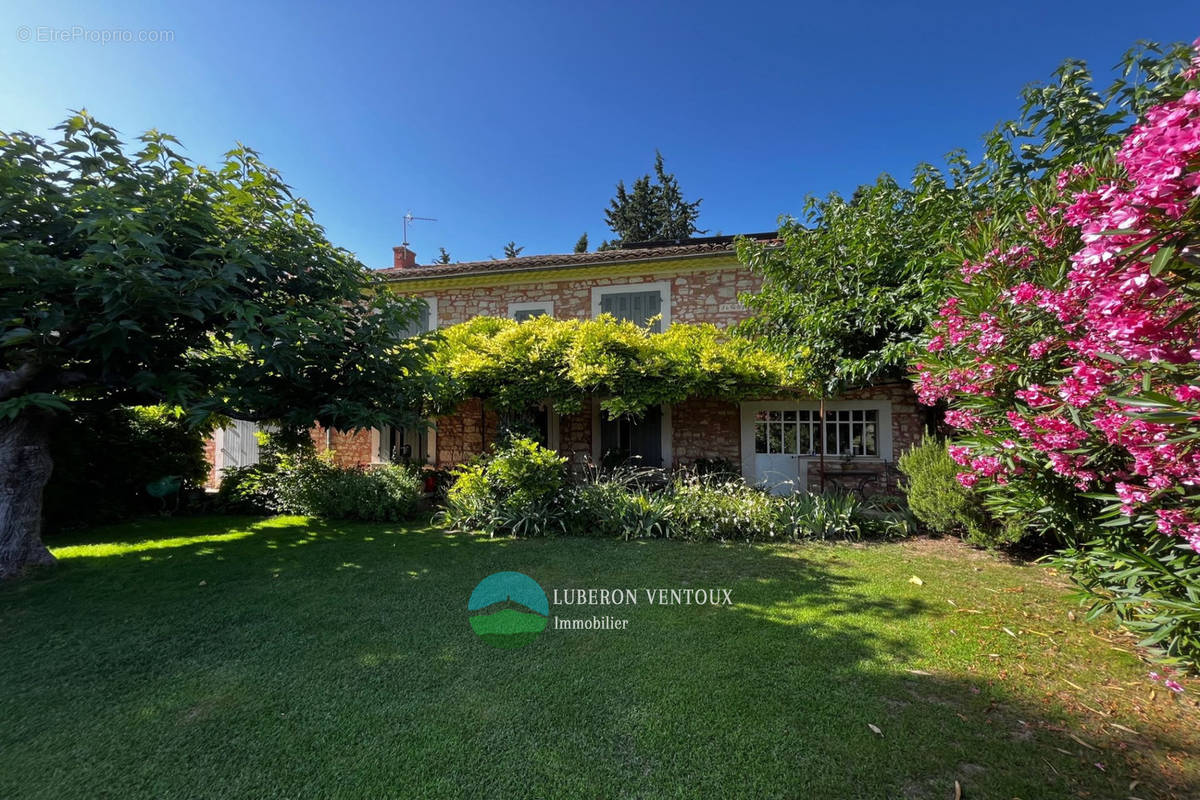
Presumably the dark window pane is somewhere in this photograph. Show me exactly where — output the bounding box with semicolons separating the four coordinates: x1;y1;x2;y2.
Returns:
599;411;645;466
755;423;768;453
768;423;783;454
797;424;812;454
783;422;797;453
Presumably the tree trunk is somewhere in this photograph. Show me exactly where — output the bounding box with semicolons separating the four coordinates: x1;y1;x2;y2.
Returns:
0;413;56;579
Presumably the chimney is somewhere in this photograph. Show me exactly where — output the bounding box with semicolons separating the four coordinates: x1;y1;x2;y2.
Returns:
392;245;418;269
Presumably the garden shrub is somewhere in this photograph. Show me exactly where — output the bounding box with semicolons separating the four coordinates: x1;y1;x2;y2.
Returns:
439;442;902;544
665;474;781;541
44;406;209;531
777;489;863;541
897;436;1003;544
217;435;422;522
562;465;669;539
441;437;568;537
290;459;422;522
856;494;920;540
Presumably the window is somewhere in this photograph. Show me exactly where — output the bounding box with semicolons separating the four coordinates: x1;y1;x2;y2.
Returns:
378;426;413;462
591;281;670;331
600;407;663;467
753;408;879;457
508;301;554;321
402;298;437;337
377;424;431;464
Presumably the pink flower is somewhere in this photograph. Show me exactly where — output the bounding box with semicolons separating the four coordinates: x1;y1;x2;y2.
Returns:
1174;385;1200;403
1165;680;1185;693
913;85;1200;556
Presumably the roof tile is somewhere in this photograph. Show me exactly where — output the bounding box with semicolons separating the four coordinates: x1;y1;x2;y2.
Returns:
375;235;777;281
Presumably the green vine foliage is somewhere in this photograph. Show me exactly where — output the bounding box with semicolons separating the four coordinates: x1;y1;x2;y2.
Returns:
424;315;791;420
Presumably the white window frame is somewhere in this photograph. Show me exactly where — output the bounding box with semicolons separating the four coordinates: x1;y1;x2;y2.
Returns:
370;424;437;466
739;400;893;469
591;399;673;468
590;280;671;329
420;297;438;331
508;300;554;320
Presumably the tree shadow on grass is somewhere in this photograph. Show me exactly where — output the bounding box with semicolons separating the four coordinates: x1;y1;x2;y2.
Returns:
1;517;1196;800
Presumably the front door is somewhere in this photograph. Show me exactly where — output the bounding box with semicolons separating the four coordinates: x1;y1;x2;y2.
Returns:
740;403;808;494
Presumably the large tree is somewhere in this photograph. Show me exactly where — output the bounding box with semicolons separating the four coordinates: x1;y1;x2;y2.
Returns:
737;40;1195;397
603;151;704;246
0;113;431;577
737;167;972;395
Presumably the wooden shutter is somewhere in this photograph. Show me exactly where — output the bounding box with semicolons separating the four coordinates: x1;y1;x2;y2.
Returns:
630;406;663;465
402;301;431;337
600;290;663;332
599;407;662;467
221;419;262;468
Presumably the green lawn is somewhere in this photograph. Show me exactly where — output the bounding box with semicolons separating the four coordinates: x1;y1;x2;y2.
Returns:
1;516;1196;799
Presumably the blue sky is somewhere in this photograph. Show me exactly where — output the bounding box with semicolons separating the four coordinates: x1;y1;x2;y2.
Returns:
1;2;1195;268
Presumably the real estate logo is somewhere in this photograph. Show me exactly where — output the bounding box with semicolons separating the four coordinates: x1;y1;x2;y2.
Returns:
467;571;549;649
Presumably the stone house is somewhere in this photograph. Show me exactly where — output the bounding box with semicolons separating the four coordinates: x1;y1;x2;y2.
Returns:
206;234;924;494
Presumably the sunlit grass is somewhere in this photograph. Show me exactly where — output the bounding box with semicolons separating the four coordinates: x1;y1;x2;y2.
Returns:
49;516;310;560
1;516;1196;799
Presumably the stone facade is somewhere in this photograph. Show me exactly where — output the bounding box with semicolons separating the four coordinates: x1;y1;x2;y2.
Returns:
416;261;762;329
203;434;219;488
405;259;926;486
203;249;928;496
557;408;593;469
310;424;376;468
671;398;741;466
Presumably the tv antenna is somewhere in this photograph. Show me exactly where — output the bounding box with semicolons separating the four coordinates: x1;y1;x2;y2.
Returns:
402;211;437;247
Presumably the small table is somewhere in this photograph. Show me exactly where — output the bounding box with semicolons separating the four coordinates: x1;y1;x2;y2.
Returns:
815;467;881;498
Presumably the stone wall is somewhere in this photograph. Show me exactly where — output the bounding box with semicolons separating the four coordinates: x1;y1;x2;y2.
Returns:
418;262;762;328
671;398;741;466
429;399;498;469
203;434;219;488
557;408;593;469
310;424;375;468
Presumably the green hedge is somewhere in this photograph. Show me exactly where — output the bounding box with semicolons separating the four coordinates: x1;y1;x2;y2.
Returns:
218;442;423;523
44;406;209;532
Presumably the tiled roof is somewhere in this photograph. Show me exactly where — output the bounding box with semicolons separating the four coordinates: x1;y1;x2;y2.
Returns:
376;234;778;281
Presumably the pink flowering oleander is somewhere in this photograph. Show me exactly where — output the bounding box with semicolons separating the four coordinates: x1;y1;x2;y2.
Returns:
916;59;1200;554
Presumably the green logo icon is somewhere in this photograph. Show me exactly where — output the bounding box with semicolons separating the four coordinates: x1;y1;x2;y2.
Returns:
468;571;549;649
